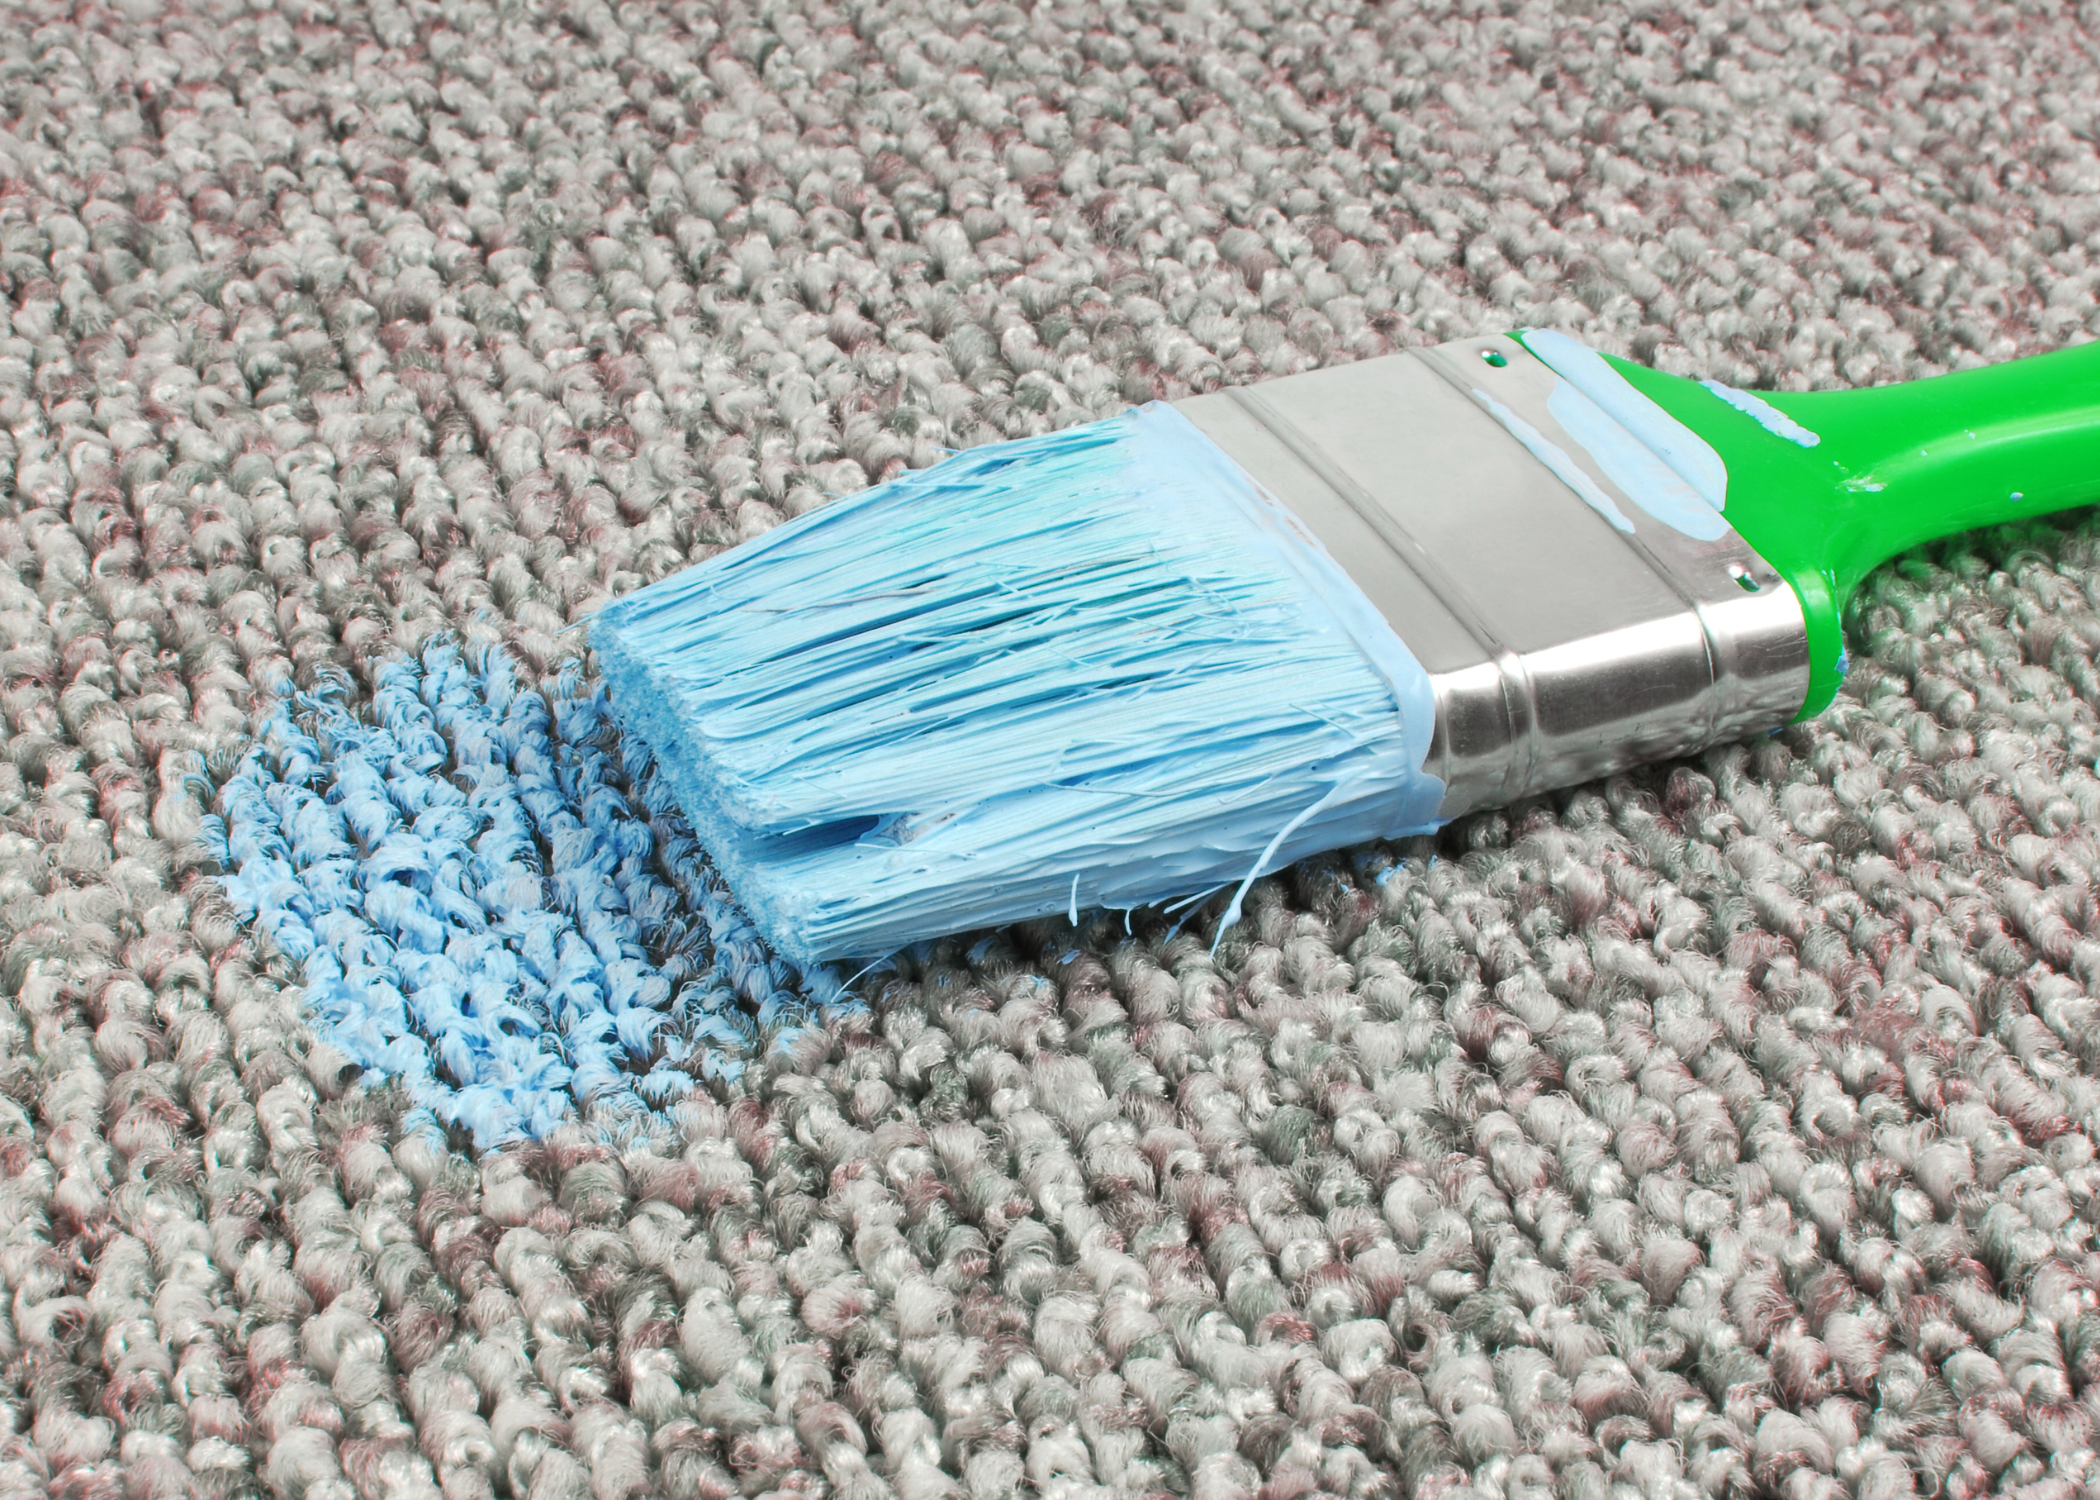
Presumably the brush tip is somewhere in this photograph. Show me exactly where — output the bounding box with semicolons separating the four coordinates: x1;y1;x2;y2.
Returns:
595;403;1444;962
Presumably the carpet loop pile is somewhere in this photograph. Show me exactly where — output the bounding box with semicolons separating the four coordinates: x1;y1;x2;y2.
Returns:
2;4;2100;1500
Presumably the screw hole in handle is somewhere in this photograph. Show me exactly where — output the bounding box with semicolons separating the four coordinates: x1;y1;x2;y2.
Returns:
1480;348;1508;368
1729;563;1763;592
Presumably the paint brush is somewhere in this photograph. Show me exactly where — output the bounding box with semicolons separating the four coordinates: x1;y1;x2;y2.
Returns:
591;329;2100;964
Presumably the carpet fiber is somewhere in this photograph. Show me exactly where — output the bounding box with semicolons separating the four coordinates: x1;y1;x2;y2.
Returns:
4;3;2100;1500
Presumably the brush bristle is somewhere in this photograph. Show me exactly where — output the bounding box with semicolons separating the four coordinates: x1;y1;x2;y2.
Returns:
591;403;1443;963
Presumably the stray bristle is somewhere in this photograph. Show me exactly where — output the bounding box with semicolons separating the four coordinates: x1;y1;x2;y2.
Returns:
592;403;1443;963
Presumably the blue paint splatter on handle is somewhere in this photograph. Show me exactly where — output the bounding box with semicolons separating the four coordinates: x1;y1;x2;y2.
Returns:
205;641;853;1147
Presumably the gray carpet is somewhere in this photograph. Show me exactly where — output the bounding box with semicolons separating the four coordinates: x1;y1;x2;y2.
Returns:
3;2;2100;1500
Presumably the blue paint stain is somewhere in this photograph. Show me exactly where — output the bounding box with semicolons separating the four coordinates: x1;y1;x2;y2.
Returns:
206;642;853;1147
591;402;1446;965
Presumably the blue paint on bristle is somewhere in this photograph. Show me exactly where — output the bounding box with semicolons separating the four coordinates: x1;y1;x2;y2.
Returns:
592;402;1445;965
206;641;849;1147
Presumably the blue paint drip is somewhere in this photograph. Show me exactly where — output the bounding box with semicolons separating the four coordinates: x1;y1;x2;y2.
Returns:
207;642;850;1147
592;402;1445;965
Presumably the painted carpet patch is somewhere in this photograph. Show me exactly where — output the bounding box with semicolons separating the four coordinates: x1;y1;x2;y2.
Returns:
207;642;839;1145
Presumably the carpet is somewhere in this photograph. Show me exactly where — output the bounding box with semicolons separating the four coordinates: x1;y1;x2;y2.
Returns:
3;2;2100;1499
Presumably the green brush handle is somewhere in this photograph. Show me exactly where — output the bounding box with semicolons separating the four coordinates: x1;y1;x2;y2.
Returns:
1603;340;2100;718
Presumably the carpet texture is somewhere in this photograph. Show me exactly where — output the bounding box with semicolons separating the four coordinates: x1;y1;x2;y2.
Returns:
4;3;2100;1500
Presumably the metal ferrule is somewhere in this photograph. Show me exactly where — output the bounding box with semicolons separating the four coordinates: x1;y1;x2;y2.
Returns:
1174;336;1811;822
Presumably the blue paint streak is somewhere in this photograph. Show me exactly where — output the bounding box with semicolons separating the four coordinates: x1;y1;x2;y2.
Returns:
1701;380;1822;448
592;402;1445;965
208;642;849;1147
1472;387;1636;533
1546;382;1729;541
1523;327;1730;510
